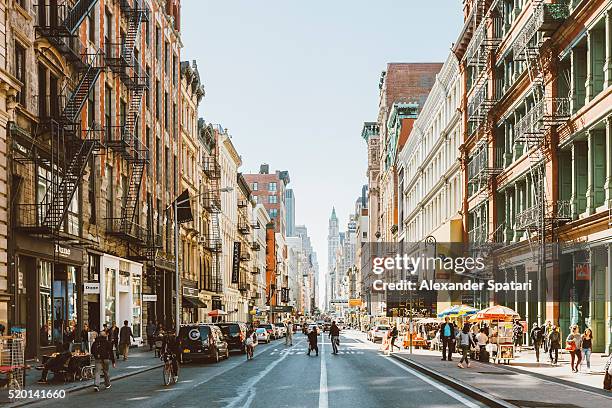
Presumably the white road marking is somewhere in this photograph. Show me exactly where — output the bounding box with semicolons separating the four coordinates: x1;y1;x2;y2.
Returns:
386;356;481;408
319;338;328;408
225;339;305;408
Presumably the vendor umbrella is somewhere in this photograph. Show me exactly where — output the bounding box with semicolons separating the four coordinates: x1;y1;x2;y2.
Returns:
475;305;520;321
437;304;478;318
208;309;227;317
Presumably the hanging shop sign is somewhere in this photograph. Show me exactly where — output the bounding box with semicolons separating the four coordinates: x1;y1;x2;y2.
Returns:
232;242;241;284
84;282;100;294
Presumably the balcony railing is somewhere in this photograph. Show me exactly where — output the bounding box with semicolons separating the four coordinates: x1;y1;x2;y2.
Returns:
467;146;504;182
467;79;496;125
238;199;248;208
515;98;570;145
238;218;251;234
199;234;222;252
251;242;261;251
512;2;570;60
202;157;221;179
240;251;251;262
251;266;261;275
105;217;146;242
202;192;221;212
516;204;541;230
238;281;250;292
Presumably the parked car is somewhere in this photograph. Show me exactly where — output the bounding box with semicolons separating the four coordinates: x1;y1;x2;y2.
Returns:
274;322;287;337
258;323;277;340
367;325;390;343
255;328;270;343
216;322;248;353
178;323;229;363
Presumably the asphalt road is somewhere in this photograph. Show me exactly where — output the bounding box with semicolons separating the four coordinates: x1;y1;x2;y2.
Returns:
28;331;484;408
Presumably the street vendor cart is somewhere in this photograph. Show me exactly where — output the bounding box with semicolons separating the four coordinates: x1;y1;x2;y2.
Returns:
474;305;520;364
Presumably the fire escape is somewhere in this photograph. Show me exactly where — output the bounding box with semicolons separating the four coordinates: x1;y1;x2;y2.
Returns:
201;125;223;294
511;1;571;265
465;0;503;250
15;0;105;238
104;0;157;261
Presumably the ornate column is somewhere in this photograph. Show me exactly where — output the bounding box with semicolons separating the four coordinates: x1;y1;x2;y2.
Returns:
605;117;612;204
571;141;578;218
605;10;612;88
586;130;595;215
585;30;594;103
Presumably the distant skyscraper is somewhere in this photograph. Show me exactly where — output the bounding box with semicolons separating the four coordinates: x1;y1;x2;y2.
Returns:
327;207;340;309
286;189;296;237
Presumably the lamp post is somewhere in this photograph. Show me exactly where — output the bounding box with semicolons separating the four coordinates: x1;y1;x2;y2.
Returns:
170;186;233;335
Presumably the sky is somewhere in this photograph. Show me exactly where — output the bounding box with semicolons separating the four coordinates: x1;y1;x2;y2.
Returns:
181;1;464;308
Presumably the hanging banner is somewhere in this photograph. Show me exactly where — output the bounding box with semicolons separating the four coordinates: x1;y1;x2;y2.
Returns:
575;263;590;281
232;242;241;284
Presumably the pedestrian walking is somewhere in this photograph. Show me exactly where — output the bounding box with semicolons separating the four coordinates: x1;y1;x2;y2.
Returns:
476;328;488;362
146;320;156;351
604;353;612;391
513;320;523;353
119;320;135;361
543;320;552;353
330;321;340;354
529;323;544;362
566;324;583;372
307;326;319;356
109;322;119;359
457;323;476;368
81;322;90;352
90;331;116;392
285;320;293;346
390;323;400;352
582;328;593;372
439;317;454;361
548;325;561;365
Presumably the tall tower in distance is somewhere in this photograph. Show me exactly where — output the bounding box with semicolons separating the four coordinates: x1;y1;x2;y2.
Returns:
327;207;340;310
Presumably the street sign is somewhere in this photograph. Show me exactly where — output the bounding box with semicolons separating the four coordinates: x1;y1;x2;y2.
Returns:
143;294;158;302
270;306;293;313
84;282;100;294
349;299;362;307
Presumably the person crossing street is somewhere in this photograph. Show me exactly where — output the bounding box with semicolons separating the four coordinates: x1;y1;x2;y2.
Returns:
90;331;116;392
330;321;340;354
285;320;293;346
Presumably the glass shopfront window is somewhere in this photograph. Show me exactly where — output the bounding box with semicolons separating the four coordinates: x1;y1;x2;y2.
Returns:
132;275;142;337
67;266;78;325
104;268;116;325
39;261;52;347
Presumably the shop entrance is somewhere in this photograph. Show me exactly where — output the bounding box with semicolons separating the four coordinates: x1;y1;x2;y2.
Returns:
88;301;101;332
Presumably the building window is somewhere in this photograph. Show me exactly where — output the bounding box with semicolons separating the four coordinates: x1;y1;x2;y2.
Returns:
165;147;170;187
164;41;169;74
89;157;97;224
88;10;96;44
145;20;150;48
146;127;152;177
269;182;277;191
66;187;79;236
156;26;161;60
269;208;278;218
172;54;177;84
14;42;26;105
145;66;151;108
156;137;161;177
268;195;278;204
105;84;112;141
88;87;95;127
164;91;169;129
252;182;258;191
106;165;114;218
155;80;160;119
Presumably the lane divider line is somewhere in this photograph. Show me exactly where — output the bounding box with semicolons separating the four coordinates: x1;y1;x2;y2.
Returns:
319;337;328;408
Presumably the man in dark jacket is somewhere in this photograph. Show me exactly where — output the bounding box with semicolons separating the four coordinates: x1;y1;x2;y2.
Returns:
439;317;454;361
146;321;156;351
307;327;319;356
529;323;544;362
37;343;72;383
329;322;340;354
119;320;135;361
90;331;116;391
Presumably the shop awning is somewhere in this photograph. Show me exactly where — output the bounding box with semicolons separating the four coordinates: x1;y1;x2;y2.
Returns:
182;296;207;308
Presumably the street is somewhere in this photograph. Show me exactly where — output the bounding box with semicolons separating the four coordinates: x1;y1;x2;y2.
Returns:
27;331;483;408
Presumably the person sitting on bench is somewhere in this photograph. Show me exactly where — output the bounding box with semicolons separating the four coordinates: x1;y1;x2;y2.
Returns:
38;344;72;384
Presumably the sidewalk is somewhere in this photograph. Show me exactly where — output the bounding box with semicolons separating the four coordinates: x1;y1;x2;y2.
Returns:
2;346;163;406
392;347;612;408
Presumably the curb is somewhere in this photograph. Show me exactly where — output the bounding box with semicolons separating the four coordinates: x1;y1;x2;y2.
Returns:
8;361;164;408
391;354;519;408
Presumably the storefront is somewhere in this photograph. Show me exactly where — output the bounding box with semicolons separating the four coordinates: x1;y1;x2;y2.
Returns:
13;234;85;360
99;254;143;346
181;280;206;323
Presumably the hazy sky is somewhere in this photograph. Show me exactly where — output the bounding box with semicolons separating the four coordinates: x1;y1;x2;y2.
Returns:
181;1;463;306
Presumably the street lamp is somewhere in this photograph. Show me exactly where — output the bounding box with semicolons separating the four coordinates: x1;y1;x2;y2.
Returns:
169;186;233;335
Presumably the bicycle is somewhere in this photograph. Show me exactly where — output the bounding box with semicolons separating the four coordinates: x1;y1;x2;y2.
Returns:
162;353;178;386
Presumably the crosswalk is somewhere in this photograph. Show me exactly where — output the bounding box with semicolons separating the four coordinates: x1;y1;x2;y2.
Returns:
268;347;365;356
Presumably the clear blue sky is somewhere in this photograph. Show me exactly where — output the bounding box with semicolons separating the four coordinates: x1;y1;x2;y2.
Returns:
181;1;463;306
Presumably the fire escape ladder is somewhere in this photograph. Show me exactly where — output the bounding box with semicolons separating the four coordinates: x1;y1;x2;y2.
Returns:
61;49;104;125
63;0;100;35
41;126;102;231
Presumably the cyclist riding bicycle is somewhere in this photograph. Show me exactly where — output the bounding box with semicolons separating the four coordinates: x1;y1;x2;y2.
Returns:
160;331;179;382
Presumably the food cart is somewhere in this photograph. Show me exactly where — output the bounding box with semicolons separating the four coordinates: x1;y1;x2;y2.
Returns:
403;317;441;349
473;305;520;364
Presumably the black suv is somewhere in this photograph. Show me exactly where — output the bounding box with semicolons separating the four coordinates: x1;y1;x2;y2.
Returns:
178;323;229;363
216;322;248;353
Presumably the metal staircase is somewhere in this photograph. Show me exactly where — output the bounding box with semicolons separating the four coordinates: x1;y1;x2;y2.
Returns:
36;0;99;38
201;126;223;294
